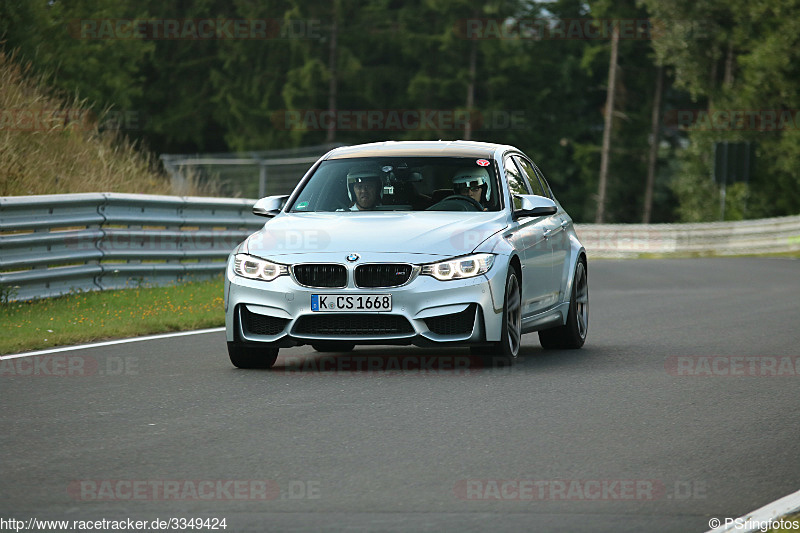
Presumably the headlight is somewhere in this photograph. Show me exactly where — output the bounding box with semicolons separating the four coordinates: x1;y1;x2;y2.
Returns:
420;253;495;281
232;254;288;281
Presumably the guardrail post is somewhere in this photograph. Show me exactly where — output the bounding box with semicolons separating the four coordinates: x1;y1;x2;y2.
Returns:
259;163;268;198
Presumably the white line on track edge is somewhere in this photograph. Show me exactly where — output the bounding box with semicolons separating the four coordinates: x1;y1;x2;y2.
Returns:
0;327;225;360
708;487;800;532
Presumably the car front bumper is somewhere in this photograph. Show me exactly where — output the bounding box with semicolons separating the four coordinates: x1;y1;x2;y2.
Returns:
224;254;509;347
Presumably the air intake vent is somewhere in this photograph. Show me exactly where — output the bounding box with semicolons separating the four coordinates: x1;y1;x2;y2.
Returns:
241;306;289;336
355;264;413;288
424;304;476;335
294;314;414;336
293;264;347;288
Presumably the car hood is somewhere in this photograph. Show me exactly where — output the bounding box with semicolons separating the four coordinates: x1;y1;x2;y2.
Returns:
244;211;508;260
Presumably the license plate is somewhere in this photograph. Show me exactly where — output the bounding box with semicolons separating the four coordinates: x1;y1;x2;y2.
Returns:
311;294;392;312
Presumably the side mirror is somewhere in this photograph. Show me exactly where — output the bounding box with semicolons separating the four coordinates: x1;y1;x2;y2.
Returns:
252;195;289;218
512;195;558;219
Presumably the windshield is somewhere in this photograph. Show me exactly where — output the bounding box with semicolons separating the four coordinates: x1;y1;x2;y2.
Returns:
287;157;501;212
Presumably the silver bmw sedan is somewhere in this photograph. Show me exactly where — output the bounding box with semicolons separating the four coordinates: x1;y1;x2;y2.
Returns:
224;141;588;368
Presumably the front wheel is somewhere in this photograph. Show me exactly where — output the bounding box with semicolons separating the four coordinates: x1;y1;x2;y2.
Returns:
227;343;279;369
479;267;522;367
538;260;588;349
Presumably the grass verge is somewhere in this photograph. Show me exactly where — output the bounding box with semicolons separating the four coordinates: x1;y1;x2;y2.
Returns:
0;49;217;197
767;512;800;532
0;277;224;355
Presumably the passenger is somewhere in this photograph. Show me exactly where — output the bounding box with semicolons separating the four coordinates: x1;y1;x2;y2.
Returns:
452;167;491;210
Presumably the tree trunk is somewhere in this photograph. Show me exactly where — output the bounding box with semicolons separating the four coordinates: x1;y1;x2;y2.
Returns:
325;15;338;143
708;44;719;109
464;37;477;140
642;66;664;223
595;25;619;224
723;41;734;88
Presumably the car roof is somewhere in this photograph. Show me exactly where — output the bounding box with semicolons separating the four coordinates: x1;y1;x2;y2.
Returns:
323;140;511;160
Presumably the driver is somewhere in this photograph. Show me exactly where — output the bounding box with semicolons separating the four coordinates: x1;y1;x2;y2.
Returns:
452;167;491;210
346;165;384;211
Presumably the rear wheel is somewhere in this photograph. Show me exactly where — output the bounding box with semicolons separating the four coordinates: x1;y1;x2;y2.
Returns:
539;259;588;349
227;343;279;369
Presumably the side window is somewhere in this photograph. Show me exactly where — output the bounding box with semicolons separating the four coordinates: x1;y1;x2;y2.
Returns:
514;156;548;198
532;163;554;199
504;156;530;210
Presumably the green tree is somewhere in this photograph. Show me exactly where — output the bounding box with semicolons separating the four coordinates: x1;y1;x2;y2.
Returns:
0;0;153;111
644;0;800;220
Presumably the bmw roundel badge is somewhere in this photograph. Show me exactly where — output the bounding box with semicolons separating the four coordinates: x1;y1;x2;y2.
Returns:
346;253;360;262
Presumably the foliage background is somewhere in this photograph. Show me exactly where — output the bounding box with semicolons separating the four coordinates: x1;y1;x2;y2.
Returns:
1;0;798;222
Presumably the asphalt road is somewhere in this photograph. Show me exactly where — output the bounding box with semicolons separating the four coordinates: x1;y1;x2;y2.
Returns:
2;258;799;532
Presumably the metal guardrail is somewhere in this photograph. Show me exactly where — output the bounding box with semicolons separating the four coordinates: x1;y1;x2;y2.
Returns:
2;193;799;301
0;193;263;301
159;143;343;198
575;214;800;258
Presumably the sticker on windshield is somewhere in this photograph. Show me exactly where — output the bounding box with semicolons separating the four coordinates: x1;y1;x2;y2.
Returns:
476;159;490;167
382;165;393;172
296;201;309;209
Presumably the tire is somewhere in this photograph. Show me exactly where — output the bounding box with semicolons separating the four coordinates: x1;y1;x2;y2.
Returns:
312;342;356;353
477;267;522;367
227;343;279;369
538;259;588;349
